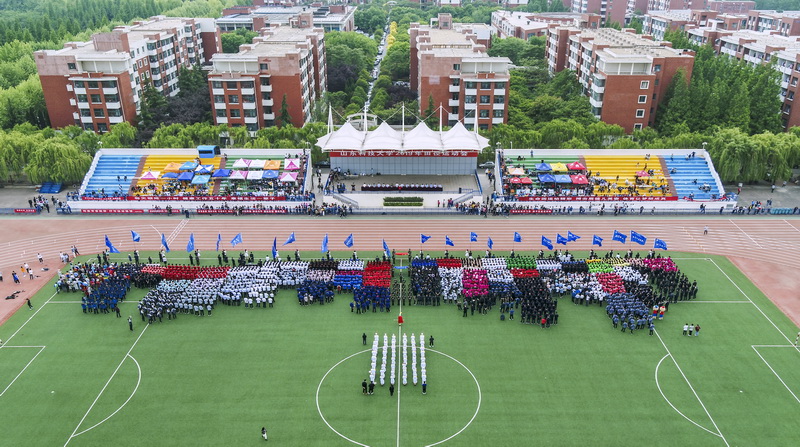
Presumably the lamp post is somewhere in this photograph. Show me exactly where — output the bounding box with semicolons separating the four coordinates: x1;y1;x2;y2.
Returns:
702;141;707;152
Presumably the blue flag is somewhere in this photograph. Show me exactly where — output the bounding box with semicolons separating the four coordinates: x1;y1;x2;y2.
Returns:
487;237;493;249
321;234;329;253
272;237;278;259
131;230;140;242
231;233;243;247
514;232;522;243
161;233;170;253
216;233;221;251
631;231;647;246
612;230;627;244
654;238;668;250
421;234;431;244
541;236;553;250
593;235;603;247
567;231;581;241
104;235;120;254
344;233;354;248
470;232;478;242
556;234;568;245
445;235;454;247
283;232;296;246
186;233;195;253
382;239;391;258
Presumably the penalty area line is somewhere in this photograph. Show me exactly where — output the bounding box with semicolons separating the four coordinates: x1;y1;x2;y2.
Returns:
751;346;800;405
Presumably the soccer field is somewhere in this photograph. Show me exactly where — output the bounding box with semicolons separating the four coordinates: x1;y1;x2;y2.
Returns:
0;251;798;447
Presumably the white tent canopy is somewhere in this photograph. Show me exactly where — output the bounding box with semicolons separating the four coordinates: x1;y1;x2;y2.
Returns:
316;121;489;152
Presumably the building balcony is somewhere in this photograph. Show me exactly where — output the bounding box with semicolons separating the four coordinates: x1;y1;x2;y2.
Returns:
214;102;226;109
463;102;477;110
242;88;255;95
77;101;89;108
591;83;604;94
464;88;477;96
261;85;273;93
492;117;505;124
589;96;603;108
449;84;460;93
262;99;274;107
244;116;258;123
69;99;76;106
103;87;117;95
264;113;275;120
106;102;121;109
212;88;223;95
779;65;793;75
80;116;93;123
66;84;73;92
449;99;459;107
72;112;80;120
448;113;459;120
782;81;789;90
216;117;228;124
74;88;86;95
492;103;504;110
109;116;124;124
243;102;256;109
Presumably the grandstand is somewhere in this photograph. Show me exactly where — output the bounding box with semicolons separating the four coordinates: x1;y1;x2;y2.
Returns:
495;149;729;209
664;155;722;200
83;155;141;196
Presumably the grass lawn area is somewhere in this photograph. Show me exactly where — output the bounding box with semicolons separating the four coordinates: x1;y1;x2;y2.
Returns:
0;251;797;446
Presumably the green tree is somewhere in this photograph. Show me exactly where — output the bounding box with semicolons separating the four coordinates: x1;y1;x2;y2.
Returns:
24;138;91;184
278;94;291;127
381;41;410;80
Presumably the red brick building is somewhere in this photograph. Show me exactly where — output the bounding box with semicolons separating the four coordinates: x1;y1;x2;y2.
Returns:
208;25;325;131
34;16;220;131
546;27;695;132
491;11;601;40
410;14;509;130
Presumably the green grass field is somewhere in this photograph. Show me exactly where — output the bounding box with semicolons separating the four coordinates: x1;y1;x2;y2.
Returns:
0;251;798;446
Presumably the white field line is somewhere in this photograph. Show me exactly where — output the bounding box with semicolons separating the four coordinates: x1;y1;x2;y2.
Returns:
0;346;46;397
727;219;764;249
396;281;402;447
655;330;730;447
750;346;800;405
63;324;149;447
0;291;57;347
653;354;720;437
72;354;143;437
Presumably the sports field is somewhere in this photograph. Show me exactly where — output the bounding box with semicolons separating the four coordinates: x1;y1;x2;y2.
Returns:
0;249;798;447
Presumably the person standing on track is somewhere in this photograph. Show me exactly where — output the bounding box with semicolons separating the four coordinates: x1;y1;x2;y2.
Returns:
703;225;708;235
26;298;33;310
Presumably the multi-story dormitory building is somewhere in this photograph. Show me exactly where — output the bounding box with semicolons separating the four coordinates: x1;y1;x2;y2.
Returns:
410;14;510;130
546;27;695;132
490;11;601;40
207;25;325;131
685;27;800;128
34;16;220;131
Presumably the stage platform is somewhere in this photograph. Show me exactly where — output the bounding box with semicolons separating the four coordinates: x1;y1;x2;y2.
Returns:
329;174;479;195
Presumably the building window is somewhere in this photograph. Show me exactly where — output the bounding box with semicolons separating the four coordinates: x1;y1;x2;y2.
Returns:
480;82;491;89
216;109;226;117
635;109;645;118
226;81;237;89
638;95;647;103
228;95;239;104
493;109;504;118
244;109;257;117
74;81;85;88
108;109;122;117
94;109;105;118
80;109;91;117
451;79;460;86
653;64;661;72
479;109;489;118
260;78;271;86
83;123;94;131
105;94;119;103
230;109;241;118
260;63;269;71
77;94;88;103
242;81;254;89
262;92;271;101
640;81;649;89
634;123;643;130
265;107;273;114
97;123;108;133
465;95;476;104
451;107;458;114
494;96;505;104
212;81;222;89
451;93;459;100
87;81;98;89
213;95;225;103
479;95;490;104
67;63;76;70
101;81;116;88
90;94;101;103
495;82;506;89
465;81;476;89
453;64;460;70
243;95;255;103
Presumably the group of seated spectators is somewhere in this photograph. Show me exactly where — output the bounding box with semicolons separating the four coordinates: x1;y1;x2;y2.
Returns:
361;183;443;192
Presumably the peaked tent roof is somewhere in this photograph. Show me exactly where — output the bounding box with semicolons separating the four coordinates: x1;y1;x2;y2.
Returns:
363;122;402;151
316;121;490;152
402;122;441;151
